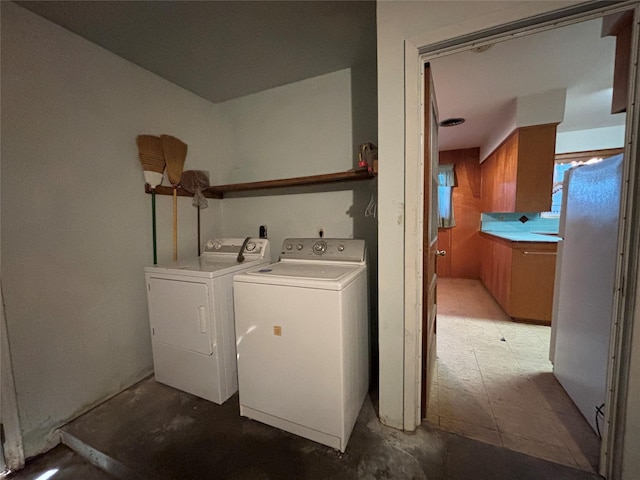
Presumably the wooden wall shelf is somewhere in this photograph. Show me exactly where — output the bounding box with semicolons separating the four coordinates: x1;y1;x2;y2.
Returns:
146;184;223;199
145;169;375;199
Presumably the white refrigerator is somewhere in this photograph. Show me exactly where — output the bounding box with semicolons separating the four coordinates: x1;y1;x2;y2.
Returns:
551;154;623;434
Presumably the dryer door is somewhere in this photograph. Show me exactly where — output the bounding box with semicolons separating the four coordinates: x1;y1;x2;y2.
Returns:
148;277;214;355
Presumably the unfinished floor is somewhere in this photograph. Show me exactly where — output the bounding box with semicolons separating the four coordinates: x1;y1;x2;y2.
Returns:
8;279;603;480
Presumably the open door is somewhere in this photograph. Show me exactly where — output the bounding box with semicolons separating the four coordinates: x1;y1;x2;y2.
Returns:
421;63;441;417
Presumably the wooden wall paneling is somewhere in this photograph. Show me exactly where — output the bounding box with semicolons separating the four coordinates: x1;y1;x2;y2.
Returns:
439;148;482;279
480;151;495;212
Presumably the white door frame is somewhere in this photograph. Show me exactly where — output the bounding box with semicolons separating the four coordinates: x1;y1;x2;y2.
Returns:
403;1;640;477
1;282;24;472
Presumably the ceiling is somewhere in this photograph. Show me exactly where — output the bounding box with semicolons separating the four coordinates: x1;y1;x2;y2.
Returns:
14;1;377;103
14;1;626;152
430;16;624;152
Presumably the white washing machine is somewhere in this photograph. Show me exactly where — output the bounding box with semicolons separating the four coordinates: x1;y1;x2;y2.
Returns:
233;238;369;452
144;237;270;404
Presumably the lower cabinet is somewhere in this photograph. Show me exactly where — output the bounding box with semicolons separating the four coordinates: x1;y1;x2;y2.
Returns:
480;234;557;325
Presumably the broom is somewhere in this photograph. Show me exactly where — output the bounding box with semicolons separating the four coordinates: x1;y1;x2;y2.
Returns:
136;135;165;265
161;135;188;262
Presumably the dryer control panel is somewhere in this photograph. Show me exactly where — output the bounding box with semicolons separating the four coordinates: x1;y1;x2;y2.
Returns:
202;238;270;260
280;238;366;263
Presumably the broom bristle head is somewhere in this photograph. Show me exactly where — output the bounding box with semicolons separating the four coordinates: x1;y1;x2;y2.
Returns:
161;135;188;186
136;135;166;174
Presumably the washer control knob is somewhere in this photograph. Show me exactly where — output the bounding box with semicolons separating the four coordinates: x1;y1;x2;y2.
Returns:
285;243;293;250
205;241;214;250
337;244;345;252
245;241;256;251
296;243;304;251
313;241;327;254
214;241;222;249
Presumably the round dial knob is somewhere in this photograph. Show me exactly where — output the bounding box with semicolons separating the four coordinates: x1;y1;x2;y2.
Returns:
214;241;222;249
313;241;327;254
285;244;293;250
296;243;304;251
205;241;214;250
245;242;256;251
337;245;345;252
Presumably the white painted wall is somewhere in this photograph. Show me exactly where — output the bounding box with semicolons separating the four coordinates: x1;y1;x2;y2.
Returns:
217;69;373;256
217;64;379;360
516;88;567;128
376;0;590;429
480;88;568;162
556;125;626;153
0;3;224;457
378;1;640;477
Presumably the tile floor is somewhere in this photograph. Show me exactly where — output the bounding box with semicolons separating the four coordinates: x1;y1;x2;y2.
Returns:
427;278;601;472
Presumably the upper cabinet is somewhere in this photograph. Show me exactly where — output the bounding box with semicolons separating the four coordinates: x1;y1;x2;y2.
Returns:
602;10;633;114
481;123;558;212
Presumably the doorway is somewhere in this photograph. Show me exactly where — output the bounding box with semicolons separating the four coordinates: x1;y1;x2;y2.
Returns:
430;278;601;470
414;5;637;477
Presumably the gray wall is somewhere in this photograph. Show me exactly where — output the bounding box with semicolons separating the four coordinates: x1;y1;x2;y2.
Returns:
1;3;224;456
1;2;378;459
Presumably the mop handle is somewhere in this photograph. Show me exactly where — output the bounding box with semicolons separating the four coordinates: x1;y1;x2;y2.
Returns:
197;208;201;257
152;190;157;265
173;187;178;262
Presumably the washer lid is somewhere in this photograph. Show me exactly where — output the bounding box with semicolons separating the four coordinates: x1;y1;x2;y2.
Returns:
250;262;356;280
145;257;268;278
236;261;366;290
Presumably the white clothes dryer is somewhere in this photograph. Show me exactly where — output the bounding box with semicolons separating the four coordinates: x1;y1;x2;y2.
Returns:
233;238;369;452
145;238;270;404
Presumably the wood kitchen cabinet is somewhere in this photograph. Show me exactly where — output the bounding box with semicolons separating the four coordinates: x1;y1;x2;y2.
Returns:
481;124;558;212
480;233;557;325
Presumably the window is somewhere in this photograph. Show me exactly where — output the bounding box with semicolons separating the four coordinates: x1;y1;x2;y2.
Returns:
437;164;456;228
550;161;574;214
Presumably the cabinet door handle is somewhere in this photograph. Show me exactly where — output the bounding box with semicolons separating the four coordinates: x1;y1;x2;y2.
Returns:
522;251;557;255
436;250;447;257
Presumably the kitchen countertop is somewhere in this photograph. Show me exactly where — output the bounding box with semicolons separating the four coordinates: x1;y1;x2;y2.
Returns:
480;230;561;243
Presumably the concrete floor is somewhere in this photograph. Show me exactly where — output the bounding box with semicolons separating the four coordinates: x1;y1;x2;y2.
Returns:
8;377;602;480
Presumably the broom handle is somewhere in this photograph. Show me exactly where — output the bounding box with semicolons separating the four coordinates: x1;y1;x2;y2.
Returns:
152;190;157;265
197;208;201;257
173;187;178;262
